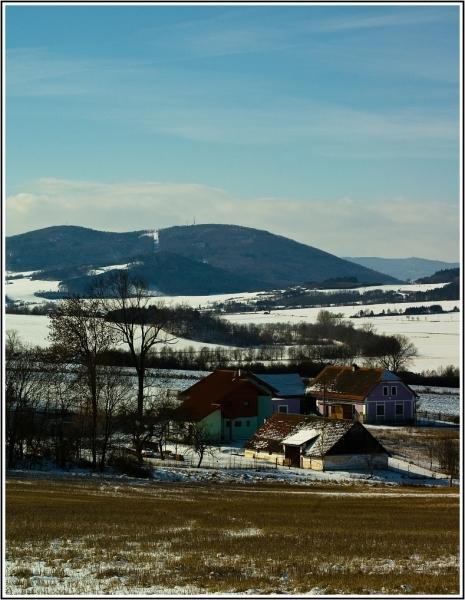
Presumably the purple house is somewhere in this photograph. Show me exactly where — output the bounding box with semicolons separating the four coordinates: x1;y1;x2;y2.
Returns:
307;365;418;425
250;373;306;414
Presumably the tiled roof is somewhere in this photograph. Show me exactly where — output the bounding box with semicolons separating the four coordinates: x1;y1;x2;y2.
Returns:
245;413;355;456
245;413;307;453
251;373;305;397
179;370;247;420
300;420;354;457
308;366;389;401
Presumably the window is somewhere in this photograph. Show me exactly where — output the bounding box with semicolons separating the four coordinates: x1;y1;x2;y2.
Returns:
278;405;288;414
391;386;397;396
246;420;251;427
395;403;403;416
234;420;242;427
376;404;385;417
383;386;389;396
225;420;231;427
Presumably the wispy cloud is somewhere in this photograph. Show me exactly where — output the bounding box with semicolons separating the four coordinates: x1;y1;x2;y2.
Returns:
308;8;453;33
6;178;459;261
5;48;457;156
137;7;454;59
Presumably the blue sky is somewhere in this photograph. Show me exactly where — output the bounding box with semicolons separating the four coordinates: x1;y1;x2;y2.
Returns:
5;4;461;260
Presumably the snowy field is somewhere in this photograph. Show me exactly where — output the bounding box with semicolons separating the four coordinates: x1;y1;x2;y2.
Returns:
5;313;234;353
4;274;460;372
411;386;461;416
3;273;451;308
5;305;460;373
5;276;61;304
223;303;460;373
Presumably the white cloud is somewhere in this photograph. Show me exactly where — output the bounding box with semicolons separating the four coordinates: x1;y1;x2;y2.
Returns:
5;178;459;262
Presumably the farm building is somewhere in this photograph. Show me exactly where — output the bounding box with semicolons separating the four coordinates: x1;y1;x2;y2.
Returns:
244;413;389;471
308;365;418;425
178;369;306;442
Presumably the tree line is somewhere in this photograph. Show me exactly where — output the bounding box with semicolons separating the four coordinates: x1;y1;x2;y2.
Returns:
212;281;459;313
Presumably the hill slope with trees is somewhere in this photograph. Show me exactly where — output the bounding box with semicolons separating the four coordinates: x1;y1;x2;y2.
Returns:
7;224;398;295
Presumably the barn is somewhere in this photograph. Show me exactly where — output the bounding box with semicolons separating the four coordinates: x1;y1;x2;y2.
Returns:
244;413;389;471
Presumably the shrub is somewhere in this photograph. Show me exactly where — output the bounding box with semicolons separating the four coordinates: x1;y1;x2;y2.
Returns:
109;455;153;479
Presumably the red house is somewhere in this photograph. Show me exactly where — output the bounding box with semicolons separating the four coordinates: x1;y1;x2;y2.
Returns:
178;369;304;442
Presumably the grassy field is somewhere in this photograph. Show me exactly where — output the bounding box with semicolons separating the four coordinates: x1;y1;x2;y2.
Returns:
6;475;460;595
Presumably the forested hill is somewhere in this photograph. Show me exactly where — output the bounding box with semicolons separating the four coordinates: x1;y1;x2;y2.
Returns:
416;268;460;284
6;224;398;295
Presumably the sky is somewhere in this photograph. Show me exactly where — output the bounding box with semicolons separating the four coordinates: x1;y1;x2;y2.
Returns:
4;3;461;261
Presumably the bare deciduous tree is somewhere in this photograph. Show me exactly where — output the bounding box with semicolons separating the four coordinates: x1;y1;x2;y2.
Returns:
97;366;132;471
100;272;176;462
186;422;216;468
5;331;47;468
49;296;117;469
365;334;418;372
435;435;459;486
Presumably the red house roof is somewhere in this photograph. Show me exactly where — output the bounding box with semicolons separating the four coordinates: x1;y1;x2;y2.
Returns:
179;369;272;422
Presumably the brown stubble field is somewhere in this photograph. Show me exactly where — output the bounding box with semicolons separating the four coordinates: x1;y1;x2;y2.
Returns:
5;476;460;595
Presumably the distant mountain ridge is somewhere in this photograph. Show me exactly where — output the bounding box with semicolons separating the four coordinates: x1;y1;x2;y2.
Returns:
345;256;459;281
7;224;399;295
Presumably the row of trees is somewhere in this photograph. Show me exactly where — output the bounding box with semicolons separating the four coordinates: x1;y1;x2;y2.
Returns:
212;280;459;313
101;306;419;372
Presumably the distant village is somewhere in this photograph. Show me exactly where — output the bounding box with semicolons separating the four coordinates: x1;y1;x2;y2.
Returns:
176;365;414;471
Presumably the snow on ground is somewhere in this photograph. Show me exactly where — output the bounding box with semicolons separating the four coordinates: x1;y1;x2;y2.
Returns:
223;301;460;323
5;313;235;353
151;290;271;308
6;270;38;277
333;282;449;294
4;272;460;372
5;306;460;373
4;274;451;309
414;391;460;416
87;263;137;276
5;314;52;346
5;277;60;305
6;451;456;488
136;441;456;487
5;554;203;597
224;303;460;373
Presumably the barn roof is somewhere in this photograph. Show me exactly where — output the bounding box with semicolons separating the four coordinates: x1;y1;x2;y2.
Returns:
300;420;354;457
245;413;308;453
246;414;388;458
245;413;354;455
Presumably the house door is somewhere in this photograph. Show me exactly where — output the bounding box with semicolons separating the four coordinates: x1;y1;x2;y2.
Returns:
284;445;300;467
333;405;352;420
